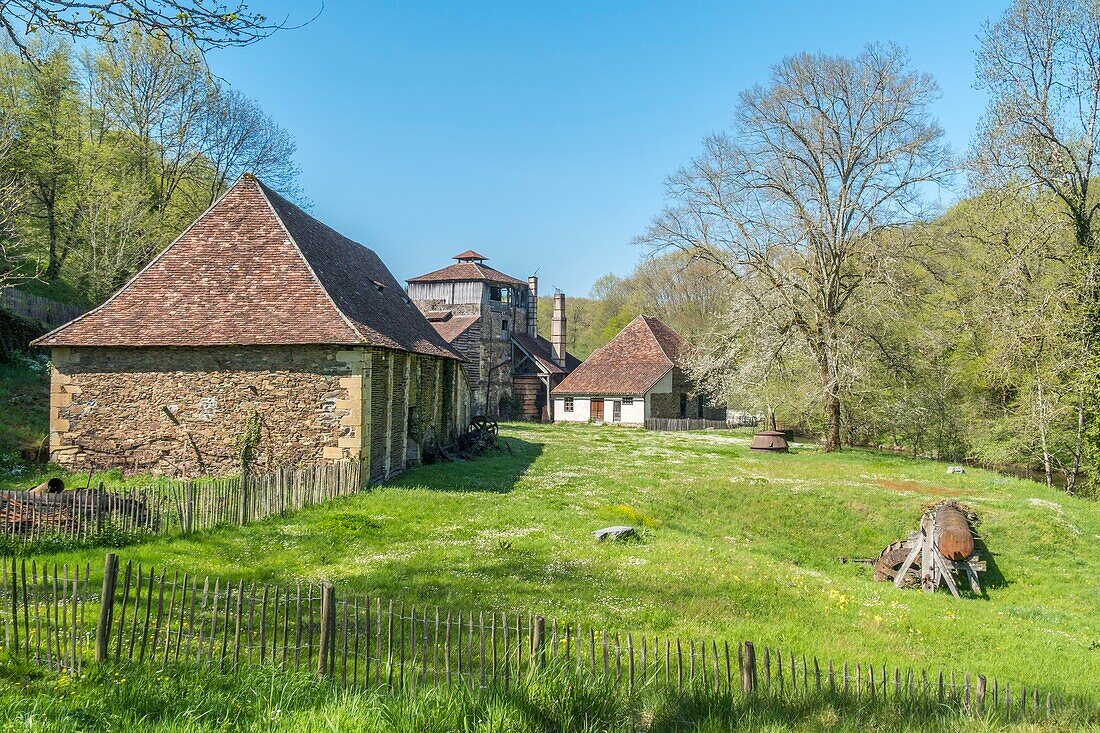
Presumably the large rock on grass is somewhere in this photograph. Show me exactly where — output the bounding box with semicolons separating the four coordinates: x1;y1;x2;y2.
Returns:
594;526;637;542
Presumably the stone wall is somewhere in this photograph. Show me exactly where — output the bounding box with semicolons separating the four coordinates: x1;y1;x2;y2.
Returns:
49;345;358;476
49;345;468;479
649;367;719;420
411;290;529;419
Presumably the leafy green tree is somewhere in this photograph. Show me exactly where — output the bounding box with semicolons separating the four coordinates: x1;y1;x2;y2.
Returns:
975;0;1100;489
1;41;85;281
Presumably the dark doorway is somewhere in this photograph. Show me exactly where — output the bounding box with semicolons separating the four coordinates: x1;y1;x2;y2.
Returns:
679;393;687;418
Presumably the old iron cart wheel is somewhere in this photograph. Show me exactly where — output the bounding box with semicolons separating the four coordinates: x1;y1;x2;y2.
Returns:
873;540;920;586
468;416;499;437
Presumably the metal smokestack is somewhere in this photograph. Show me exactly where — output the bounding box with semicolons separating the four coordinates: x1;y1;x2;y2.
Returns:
527;276;538;337
551;291;566;368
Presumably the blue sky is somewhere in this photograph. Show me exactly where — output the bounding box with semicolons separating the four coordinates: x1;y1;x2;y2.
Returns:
207;1;1007;297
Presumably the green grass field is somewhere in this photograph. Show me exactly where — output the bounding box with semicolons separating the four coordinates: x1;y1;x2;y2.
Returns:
17;423;1100;702
1;656;1090;733
0;355;50;461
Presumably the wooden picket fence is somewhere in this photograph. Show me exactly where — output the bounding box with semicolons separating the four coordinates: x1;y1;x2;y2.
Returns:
0;288;86;326
646;418;756;432
0;553;1089;722
0;489;156;544
0;461;362;549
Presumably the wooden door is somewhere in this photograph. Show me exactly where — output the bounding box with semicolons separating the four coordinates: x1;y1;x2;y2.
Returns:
612;400;621;423
591;398;605;421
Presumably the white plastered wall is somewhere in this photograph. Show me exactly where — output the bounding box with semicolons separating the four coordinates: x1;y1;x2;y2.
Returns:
553;396;591;422
553;395;646;424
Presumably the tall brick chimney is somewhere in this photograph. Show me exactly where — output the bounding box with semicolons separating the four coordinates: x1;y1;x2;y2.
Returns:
551;291;566;368
527;276;538;337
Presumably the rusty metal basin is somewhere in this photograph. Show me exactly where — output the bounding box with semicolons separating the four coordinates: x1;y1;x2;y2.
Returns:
749;430;789;452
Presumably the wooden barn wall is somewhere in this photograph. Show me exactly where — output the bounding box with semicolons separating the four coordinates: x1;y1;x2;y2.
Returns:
453;321;481;388
407;281;483;305
513;375;545;421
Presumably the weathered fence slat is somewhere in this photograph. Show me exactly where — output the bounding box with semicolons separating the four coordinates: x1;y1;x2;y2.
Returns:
0;551;1078;725
0;461;364;551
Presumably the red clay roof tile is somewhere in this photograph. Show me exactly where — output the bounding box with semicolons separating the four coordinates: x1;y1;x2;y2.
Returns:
430;314;480;343
33;176;460;360
551;315;684;396
407;261;528;288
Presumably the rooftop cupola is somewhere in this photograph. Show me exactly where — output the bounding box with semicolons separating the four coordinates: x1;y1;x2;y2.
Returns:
453;249;488;263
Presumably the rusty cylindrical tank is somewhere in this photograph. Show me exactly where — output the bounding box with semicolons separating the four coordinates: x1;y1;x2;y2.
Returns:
749;431;789;452
934;503;974;561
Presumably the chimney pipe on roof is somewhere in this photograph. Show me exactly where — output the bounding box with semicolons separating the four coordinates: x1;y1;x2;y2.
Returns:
527;276;538;337
551;291;566;368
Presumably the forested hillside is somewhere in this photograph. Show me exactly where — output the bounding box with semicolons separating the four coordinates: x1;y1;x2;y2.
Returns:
0;30;299;306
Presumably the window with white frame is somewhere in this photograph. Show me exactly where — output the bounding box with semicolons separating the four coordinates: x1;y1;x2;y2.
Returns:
622;397;633;406
564;397;574;412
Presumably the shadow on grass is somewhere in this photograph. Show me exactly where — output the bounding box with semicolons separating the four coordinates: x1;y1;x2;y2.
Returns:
385;436;544;495
976;539;1009;592
5;655;1087;733
642;686;1091;732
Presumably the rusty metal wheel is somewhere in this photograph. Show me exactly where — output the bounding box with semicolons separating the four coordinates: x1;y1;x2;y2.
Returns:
468;416;498;437
873;540;919;586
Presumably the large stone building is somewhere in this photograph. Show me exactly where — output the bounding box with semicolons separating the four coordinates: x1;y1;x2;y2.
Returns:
551;315;724;425
34;175;470;479
407;252;578;420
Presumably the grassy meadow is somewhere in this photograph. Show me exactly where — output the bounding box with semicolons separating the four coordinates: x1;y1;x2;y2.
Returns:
0;354;50;462
11;422;1099;702
1;656;1092;733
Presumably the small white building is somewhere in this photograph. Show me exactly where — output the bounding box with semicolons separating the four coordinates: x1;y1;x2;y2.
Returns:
551;315;723;425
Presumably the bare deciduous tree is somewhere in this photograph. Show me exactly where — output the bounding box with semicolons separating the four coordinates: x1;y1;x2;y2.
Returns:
976;0;1100;252
640;44;950;451
0;1;298;63
201;87;299;206
70;169;152;300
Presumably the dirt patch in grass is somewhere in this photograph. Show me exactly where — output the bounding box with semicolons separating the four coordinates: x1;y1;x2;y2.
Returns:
876;479;961;497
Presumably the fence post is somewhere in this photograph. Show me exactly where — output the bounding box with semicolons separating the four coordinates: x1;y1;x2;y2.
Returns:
184;483;194;534
95;553;119;663
317;582;335;679
238;469;251;526
531;615;545;666
741;641;756;694
8;556;18;655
